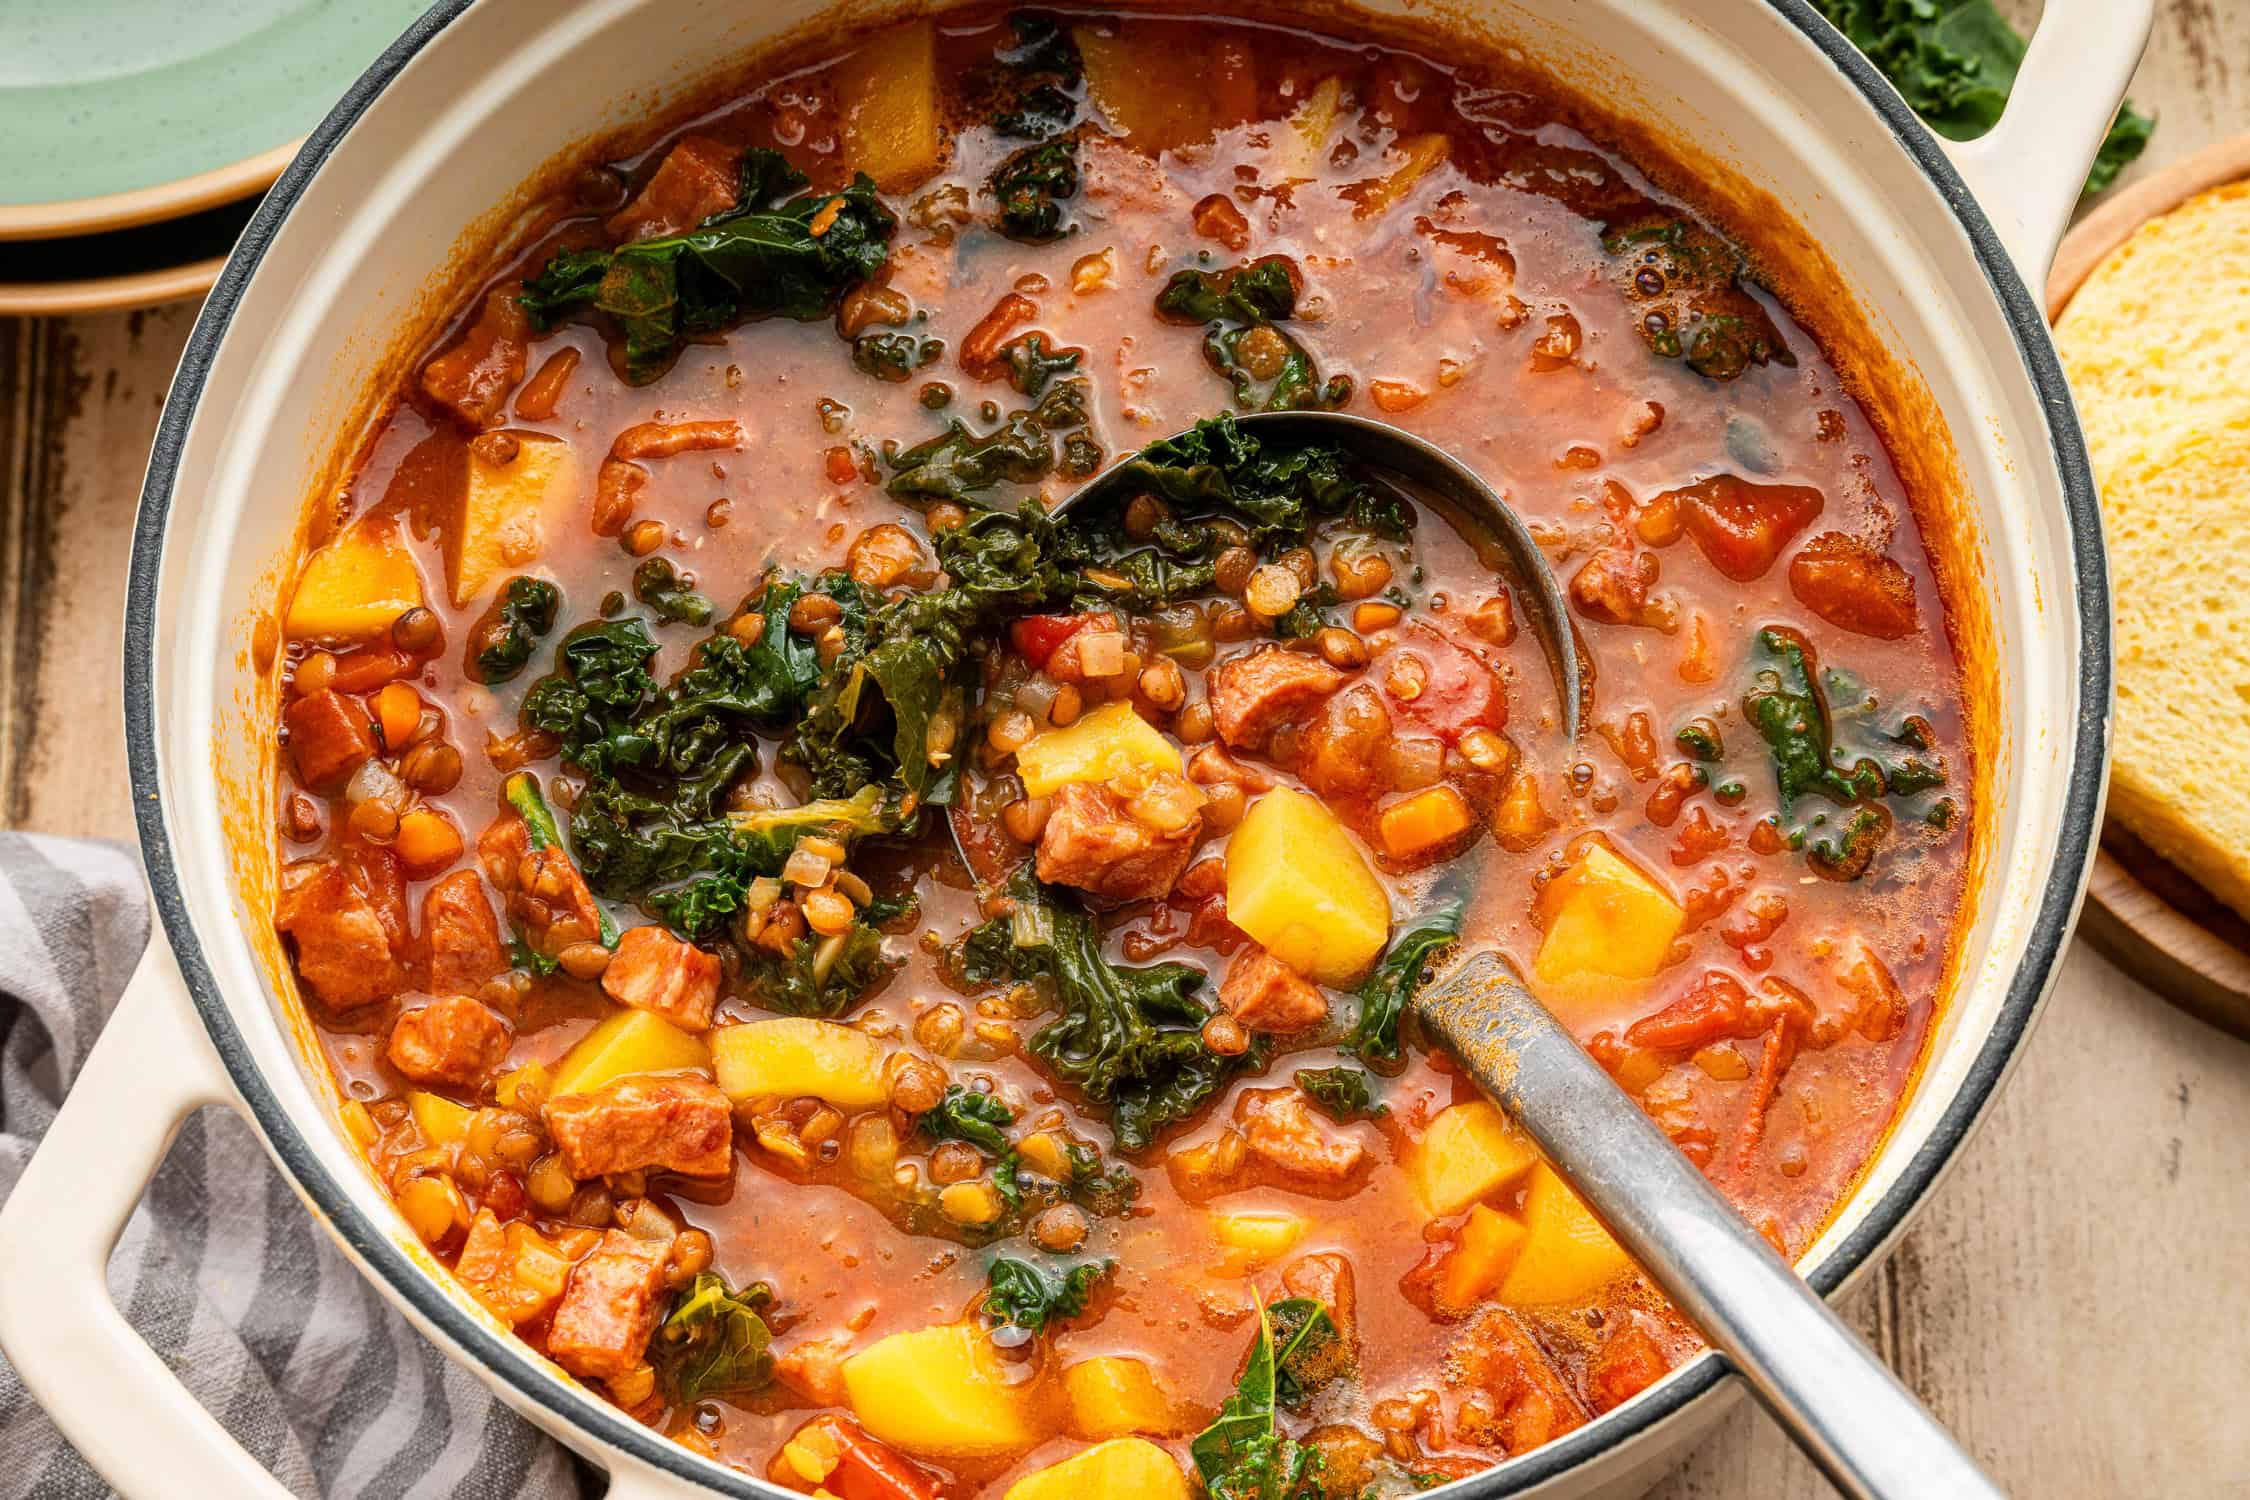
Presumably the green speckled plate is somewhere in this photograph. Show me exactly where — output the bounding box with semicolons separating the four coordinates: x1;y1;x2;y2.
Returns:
0;0;432;239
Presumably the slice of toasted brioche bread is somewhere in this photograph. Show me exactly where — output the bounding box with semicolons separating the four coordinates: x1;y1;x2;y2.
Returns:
2058;181;2250;919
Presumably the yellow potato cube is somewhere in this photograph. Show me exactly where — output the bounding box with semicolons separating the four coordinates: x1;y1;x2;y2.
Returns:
549;1009;711;1099
1437;1203;1528;1312
1063;1357;1177;1439
842;1323;1040;1458
407;1090;473;1149
1225;786;1391;985
1410;1100;1539;1218
286;513;424;642
1004;1438;1191;1500
1014;701;1182;799
831;21;944;191
452;432;572;605
712;1018;889;1109
1075;26;1215;155
1533;843;1684;986
1350;133;1452;219
493;1061;551;1112
1284;76;1345;176
1499;1162;1635;1306
1208;1209;1308;1273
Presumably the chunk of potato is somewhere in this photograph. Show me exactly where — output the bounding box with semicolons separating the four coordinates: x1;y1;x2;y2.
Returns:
407;1089;473;1149
1437;1203;1529;1312
842;1323;1040;1457
1208;1208;1308;1273
1500;1162;1634;1306
1350;133;1452;220
1004;1438;1192;1500
831;20;944;191
1284;76;1345;177
1063;1356;1177;1439
1533;843;1684;986
1226;786;1390;984
286;513;424;642
452;432;572;605
1015;700;1182;799
549;1009;711;1099
712;1018;889;1109
1076;26;1215;155
1410;1100;1539;1218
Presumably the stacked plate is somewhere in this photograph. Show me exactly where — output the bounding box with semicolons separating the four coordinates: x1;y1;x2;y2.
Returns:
0;1;431;314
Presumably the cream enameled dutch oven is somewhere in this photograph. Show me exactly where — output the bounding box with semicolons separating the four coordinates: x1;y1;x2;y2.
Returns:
0;1;2147;1495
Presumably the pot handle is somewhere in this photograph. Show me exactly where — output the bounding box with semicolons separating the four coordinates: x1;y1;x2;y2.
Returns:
0;942;298;1499
1932;0;2154;285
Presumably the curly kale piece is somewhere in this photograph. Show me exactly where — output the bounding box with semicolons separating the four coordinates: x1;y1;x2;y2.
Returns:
631;557;713;627
1114;412;1391;546
852;330;945;383
1743;627;1888;810
920;1085;1016;1154
1155;256;1349;412
1603;216;1794;382
1001;331;1081;397
990;137;1080;241
470;576;560;685
743;920;896;1017
1293;1066;1387;1123
1191;1298;1332;1500
984;1256;1109;1333
965;866;1237;1152
884;377;1091;504
1347;900;1464;1069
519;147;896;384
653;1274;774;1404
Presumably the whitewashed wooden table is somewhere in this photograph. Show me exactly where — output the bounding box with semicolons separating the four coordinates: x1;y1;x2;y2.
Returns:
3;5;2247;1495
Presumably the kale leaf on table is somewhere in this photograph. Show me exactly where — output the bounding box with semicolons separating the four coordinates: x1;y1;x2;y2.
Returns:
1811;0;2151;196
519;147;897;384
1155;257;1349;413
964;866;1239;1152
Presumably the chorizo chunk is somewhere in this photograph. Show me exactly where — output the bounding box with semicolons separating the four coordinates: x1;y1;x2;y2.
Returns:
1219;945;1328;1032
547;1229;670;1379
1280;1251;1359;1366
478;814;604;960
1236;1087;1366;1183
283;690;375;791
1208;647;1346;750
422;870;508;995
1586;1319;1670;1413
1448;1308;1588;1455
543;1074;734;1180
420;286;530;430
1787;531;1919;640
773;1332;856;1407
1035;778;1203;902
605;136;741;242
388;994;511;1087
277;853;409;1011
602;925;722;1031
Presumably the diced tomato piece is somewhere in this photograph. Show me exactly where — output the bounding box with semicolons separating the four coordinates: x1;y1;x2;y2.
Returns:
1385;623;1506;742
1671;474;1823;582
803;1416;941;1500
1788;531;1919;639
1010;613;1090;668
1624;971;1758;1051
329;645;417;693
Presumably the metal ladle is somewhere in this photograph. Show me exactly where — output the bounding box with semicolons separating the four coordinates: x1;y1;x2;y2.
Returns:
1000;412;2006;1499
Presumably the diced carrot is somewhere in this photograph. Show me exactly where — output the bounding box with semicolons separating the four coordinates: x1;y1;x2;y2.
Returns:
1378;784;1476;860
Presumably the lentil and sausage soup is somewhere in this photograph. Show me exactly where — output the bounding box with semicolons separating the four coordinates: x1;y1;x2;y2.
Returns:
270;8;1973;1497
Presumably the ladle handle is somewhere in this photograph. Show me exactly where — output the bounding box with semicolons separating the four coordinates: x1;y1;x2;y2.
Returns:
1415;954;2008;1500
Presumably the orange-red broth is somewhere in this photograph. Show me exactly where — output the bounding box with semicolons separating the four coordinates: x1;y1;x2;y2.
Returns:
279;8;1968;1494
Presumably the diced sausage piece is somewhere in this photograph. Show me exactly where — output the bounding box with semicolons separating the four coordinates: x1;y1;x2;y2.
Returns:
1671;475;1822;582
277;855;409;1011
773;1332;856;1407
1236;1087;1366;1182
421;287;531;430
423;870;508;994
1035;778;1203;902
602;925;723;1031
1569;545;1658;627
1280;1251;1359;1365
283;690;375;791
1586;1320;1670;1413
547;1229;670;1379
1787;531;1919;640
605;136;742;243
1208;647;1346;750
1449;1307;1589;1455
1220;945;1328;1032
388;994;512;1087
543;1074;734;1180
478;814;604;958
1297;684;1391;802
1185;741;1277;793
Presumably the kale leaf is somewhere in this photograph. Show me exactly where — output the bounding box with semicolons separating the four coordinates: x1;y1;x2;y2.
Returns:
652;1273;774;1404
632;557;714;626
1293;1066;1387;1122
1348;901;1464;1069
853;330;944;383
965;866;1237;1152
1155;257;1349;412
984;1256;1109;1333
1001;331;1081;397
920;1085;1015;1154
1113;413;1391;547
990;137;1080;241
742;920;895;1017
471;576;560;685
520;148;896;384
989;11;1084;140
1268;1296;1347;1406
1743;627;1886;809
646;786;895;937
885;377;1091;504
1811;0;2151;196
1190;1298;1326;1500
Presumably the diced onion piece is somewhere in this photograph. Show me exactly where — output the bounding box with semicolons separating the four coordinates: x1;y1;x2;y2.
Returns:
783;847;834;889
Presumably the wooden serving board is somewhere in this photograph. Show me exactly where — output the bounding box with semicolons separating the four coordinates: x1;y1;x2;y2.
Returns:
2047;131;2250;1042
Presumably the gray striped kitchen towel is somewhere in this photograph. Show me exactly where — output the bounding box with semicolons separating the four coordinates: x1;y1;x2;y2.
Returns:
0;832;591;1500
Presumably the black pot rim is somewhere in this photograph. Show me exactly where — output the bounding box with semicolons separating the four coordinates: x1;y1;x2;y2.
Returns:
120;2;2110;1493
